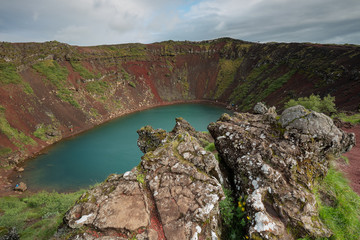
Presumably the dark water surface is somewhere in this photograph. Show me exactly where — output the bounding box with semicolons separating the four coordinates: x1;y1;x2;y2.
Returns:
20;103;230;192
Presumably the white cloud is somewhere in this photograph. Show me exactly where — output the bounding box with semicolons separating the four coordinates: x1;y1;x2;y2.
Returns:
0;0;359;45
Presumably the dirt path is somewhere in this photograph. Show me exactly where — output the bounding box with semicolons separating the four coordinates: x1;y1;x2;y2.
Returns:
338;125;360;195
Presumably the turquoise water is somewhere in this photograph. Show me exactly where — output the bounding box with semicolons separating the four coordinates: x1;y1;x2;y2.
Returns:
20;103;229;192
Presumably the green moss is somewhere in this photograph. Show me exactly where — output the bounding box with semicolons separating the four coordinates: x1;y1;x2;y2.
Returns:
70;61;95;79
32;60;79;108
136;173;145;185
214;58;243;99
0;190;84;240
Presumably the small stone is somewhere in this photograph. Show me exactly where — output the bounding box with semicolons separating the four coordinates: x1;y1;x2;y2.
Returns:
254;102;268;114
14;182;27;192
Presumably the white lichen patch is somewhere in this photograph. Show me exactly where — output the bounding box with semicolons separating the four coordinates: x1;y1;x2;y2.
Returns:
191;225;202;240
261;164;270;175
253;212;277;232
75;213;94;225
249;189;265;211
252;180;259;189
211;231;218;240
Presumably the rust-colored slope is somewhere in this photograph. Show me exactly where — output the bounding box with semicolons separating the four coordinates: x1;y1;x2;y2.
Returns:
0;38;359;168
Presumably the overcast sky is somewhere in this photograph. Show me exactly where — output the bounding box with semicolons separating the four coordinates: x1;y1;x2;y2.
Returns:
0;0;360;46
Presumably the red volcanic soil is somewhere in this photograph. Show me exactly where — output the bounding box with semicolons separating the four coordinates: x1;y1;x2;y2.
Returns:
338;125;360;195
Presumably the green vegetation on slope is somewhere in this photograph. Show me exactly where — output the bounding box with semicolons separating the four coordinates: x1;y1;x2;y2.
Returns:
285;94;336;115
0;105;36;149
214;58;243;99
0;62;22;84
0;190;84;240
86;80;109;95
32;60;79;108
333;113;360;124
0;147;12;157
313;166;360;240
102;44;148;60
70;61;95;79
230;64;296;111
0;62;34;95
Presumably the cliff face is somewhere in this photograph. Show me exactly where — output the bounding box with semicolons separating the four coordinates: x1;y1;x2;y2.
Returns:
60;106;354;239
0;38;359;165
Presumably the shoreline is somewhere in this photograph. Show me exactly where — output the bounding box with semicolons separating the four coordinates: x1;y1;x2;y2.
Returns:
0;99;228;197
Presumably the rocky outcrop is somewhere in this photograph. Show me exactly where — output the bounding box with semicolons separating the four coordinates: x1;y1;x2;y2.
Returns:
208;105;355;239
62;119;224;239
61;105;355;239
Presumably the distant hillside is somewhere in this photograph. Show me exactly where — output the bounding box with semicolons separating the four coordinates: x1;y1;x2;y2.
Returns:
0;38;359;165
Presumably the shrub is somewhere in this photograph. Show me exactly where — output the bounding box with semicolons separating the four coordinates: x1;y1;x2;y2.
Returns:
285;94;336;115
219;188;248;239
204;142;216;152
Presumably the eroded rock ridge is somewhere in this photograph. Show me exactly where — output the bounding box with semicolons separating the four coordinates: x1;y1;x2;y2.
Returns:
61;105;355;239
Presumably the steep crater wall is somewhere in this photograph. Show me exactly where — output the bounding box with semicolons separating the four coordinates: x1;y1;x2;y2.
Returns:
0;38;359;166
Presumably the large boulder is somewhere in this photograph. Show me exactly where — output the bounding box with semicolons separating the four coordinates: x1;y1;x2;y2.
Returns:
208;107;355;239
62;119;224;240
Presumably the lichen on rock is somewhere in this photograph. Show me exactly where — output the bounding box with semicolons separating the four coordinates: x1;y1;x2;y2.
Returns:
60;104;355;240
208;104;355;239
62;118;224;239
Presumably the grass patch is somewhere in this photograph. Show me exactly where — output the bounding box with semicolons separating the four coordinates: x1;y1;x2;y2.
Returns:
33;124;56;141
314;166;360;240
32;60;79;108
204;142;216;152
0;105;36;148
0;147;12;156
333;112;360;124
70;61;95;79
22;82;34;95
0;190;84;240
128;81;136;88
86;81;109;95
0;62;22;85
0;62;34;95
